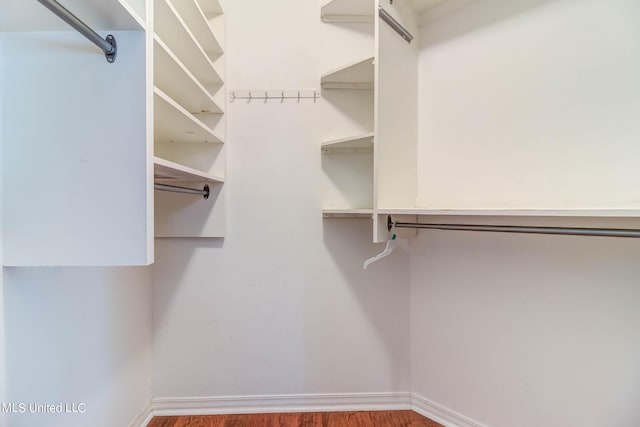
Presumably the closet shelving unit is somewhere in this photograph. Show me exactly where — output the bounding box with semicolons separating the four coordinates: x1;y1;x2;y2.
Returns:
1;0;153;266
320;2;376;219
321;0;640;243
153;0;227;238
1;0;226;266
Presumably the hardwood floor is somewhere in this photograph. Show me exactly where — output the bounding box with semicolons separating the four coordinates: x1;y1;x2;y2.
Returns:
148;410;443;427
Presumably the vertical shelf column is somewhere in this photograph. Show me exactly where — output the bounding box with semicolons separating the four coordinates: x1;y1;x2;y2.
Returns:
153;0;227;238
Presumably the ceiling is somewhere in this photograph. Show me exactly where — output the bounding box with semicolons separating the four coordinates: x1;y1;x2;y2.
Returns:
407;0;445;13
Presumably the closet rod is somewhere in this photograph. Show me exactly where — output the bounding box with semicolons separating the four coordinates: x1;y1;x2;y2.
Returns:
378;7;413;43
36;0;117;63
387;216;640;238
155;184;210;199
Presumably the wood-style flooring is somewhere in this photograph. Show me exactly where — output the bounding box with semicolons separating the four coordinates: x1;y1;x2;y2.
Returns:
148;411;443;427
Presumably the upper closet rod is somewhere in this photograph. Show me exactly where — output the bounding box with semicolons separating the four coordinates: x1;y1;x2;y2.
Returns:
36;0;117;63
378;6;413;44
387;216;640;238
155;184;210;200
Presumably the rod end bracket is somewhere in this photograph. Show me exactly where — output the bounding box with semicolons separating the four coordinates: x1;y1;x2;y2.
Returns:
105;34;117;63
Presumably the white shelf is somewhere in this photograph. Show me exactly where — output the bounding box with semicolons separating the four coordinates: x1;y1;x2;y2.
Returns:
320;0;374;23
154;157;223;183
155;0;222;89
154;36;223;114
322;132;374;152
197;0;223;17
323;209;373;218
377;208;640;218
0;0;145;31
321;56;375;90
154;87;224;144
170;0;223;61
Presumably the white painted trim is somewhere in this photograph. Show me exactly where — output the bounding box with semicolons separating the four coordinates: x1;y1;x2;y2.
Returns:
129;402;153;427
411;393;488;427
152;392;411;416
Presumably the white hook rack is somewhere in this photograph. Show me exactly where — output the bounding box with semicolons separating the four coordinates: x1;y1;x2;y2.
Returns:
230;89;321;103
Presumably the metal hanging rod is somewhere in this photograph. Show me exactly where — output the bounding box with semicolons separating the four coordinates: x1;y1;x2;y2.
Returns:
155;184;210;199
387;216;640;238
378;7;413;44
36;0;117;63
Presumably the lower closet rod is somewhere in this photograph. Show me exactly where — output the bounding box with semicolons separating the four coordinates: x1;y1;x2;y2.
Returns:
155;184;210;199
36;0;117;63
387;216;640;238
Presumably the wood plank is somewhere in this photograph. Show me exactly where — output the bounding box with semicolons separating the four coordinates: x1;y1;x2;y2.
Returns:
148;410;443;427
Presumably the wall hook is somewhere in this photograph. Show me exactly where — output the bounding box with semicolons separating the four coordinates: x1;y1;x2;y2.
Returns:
281;90;285;103
297;91;300;103
247;91;252;103
231;91;236;102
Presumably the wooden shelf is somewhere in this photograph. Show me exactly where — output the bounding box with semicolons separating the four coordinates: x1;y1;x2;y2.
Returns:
154;87;223;144
170;0;223;61
320;0;374;23
0;0;145;31
323;209;373;218
321;57;374;90
322;133;374;153
155;0;222;88
377;208;640;218
154;36;223;114
154;157;223;183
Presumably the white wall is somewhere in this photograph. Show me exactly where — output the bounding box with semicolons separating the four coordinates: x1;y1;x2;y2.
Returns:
151;0;410;400
410;231;640;427
2;267;152;427
411;1;640;426
0;33;6;426
416;0;640;209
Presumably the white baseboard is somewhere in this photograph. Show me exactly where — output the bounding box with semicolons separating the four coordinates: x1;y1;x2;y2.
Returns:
411;393;487;427
152;392;411;416
129;402;153;427
145;391;486;427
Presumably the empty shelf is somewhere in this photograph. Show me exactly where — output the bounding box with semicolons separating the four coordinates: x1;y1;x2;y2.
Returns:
322;209;373;218
196;0;222;16
321;57;374;90
154;35;223;114
1;0;145;31
154;157;223;183
155;0;222;88
170;0;223;61
377;208;640;217
154;87;224;144
322;133;374;152
320;0;374;23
